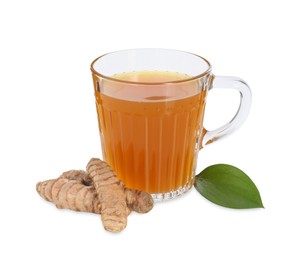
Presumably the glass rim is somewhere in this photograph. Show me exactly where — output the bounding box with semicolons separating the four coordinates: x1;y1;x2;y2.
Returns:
90;48;212;85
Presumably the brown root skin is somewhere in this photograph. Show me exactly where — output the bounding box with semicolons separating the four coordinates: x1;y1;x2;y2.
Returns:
87;158;129;233
125;189;154;213
36;170;153;215
36;163;154;232
36;177;100;213
60;170;92;186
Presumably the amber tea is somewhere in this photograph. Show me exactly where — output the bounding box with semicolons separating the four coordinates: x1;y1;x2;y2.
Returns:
94;71;206;195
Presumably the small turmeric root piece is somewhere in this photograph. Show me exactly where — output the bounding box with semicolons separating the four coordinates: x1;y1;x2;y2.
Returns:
86;158;154;232
86;158;129;232
36;170;100;213
125;189;154;213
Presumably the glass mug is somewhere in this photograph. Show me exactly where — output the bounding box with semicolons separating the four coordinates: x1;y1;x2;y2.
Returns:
91;49;251;201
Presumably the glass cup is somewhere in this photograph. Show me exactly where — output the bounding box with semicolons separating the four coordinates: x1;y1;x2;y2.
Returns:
91;48;251;201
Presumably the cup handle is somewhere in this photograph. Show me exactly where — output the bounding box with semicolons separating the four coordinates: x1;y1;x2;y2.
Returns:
200;75;252;148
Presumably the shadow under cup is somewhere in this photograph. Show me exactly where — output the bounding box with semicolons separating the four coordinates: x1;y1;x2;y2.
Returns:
91;48;253;201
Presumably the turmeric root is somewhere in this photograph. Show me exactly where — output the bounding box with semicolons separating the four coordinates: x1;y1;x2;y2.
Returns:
86;158;129;232
36;170;100;213
125;189;154;213
36;161;154;232
36;170;153;214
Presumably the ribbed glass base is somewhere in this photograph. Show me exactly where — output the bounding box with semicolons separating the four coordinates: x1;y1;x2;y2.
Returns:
151;177;194;202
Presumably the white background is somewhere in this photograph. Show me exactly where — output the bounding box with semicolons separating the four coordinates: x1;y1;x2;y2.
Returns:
1;0;302;259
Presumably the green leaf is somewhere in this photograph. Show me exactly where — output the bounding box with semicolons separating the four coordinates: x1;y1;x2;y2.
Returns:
194;164;264;209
